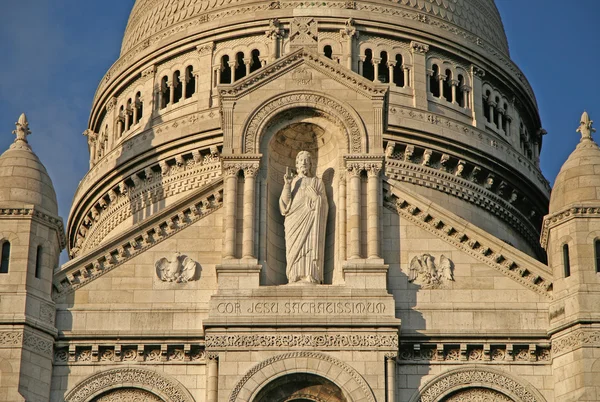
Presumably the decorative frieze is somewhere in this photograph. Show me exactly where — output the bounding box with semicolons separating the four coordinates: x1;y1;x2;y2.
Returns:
55;344;205;365
206;333;398;349
0;331;22;346
398;343;550;363
551;329;600;356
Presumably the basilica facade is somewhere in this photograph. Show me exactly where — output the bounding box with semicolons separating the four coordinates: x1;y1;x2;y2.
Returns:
0;0;599;401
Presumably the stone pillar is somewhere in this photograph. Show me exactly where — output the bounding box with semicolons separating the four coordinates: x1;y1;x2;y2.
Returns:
105;97;117;149
181;73;188;100
450;79;459;104
372;58;381;83
358;56;365;76
168;79;175;105
229;61;237;83
367;163;382;259
242;163;260;259
386;354;397;402
347;164;362;259
244;58;252;76
497;108;504;133
223;164;239;259
340;18;356;71
403;64;411;87
338;173;347;261
206;353;219;402
462;85;471;109
472;65;486;129
438;74;445;99
266;19;282;62
387;61;395;85
410;41;429;109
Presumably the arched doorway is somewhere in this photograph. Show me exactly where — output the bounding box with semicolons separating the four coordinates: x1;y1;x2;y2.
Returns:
254;373;347;402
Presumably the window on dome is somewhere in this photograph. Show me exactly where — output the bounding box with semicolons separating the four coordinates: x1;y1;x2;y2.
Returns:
234;52;246;81
0;241;10;274
135;92;143;123
563;244;571;278
324;45;333;60
393;55;404;87
595;240;600;274
379;51;389;83
442;69;452;102
483;90;491;122
35;246;42;279
185;66;195;98
173;71;183;103
502;102;508;133
457;74;465;107
160;76;170;108
126;99;133;130
362;49;374;81
250;50;261;73
220;55;231;84
493;96;500;127
118;106;125;137
429;64;440;98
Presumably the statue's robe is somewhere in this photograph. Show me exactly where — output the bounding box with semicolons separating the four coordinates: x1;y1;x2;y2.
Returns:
279;176;328;283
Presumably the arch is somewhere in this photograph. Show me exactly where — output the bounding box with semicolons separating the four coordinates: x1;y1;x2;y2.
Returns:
64;367;195;402
408;366;547;402
229;351;376;402
242;91;367;154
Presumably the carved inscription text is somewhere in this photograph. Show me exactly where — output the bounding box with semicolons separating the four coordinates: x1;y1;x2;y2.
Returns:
215;300;386;316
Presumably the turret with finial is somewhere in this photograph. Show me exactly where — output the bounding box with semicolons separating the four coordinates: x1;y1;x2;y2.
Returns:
11;113;32;150
576;111;596;141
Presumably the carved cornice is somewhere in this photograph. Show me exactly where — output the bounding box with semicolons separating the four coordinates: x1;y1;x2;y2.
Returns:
551;328;600;357
412;367;545;402
54;343;205;364
54;181;223;300
398;342;550;363
206;333;398;349
384;187;553;297
540;206;600;250
64;367;195;402
0;207;66;249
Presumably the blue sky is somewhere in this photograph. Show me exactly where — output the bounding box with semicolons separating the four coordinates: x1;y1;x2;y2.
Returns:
1;1;599;258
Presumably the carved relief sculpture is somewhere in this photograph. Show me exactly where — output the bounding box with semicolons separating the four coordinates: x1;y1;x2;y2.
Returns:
408;254;454;288
279;151;328;284
155;252;198;283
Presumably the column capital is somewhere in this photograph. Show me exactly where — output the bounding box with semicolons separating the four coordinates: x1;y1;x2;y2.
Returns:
206;351;219;361
366;163;383;177
472;65;486;78
243;162;260;178
410;41;429;54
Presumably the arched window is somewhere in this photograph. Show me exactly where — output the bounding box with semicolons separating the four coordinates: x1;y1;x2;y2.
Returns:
126;99;133;130
429;64;440;98
220;55;231;84
483;90;491;122
173;71;183;103
160;76;170;108
135;92;143;123
234;52;246;81
379;51;389;83
595;239;600;274
457;75;465;107
118;106;125;137
250;49;261;73
493;96;500;127
324;45;333;59
502;102;508;132
185;66;196;98
443;69;452;102
0;241;10;274
563;244;571;278
393;55;404;87
362;49;374;81
35;246;42;279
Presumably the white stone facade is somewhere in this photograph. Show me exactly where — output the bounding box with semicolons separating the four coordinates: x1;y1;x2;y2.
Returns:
0;0;599;401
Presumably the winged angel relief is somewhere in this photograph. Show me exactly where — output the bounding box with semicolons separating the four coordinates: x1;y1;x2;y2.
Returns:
155;252;198;283
408;254;454;289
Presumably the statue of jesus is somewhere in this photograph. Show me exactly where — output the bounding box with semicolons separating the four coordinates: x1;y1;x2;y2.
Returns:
279;151;328;284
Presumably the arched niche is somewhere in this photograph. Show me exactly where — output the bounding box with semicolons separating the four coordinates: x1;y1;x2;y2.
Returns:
257;108;346;285
254;373;347;402
92;387;164;401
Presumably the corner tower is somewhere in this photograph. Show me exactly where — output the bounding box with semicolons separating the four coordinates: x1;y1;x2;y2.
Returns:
0;114;65;401
542;112;600;400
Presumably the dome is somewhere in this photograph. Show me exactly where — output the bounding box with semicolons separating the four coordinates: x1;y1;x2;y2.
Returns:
549;112;600;214
120;0;509;56
0;114;59;215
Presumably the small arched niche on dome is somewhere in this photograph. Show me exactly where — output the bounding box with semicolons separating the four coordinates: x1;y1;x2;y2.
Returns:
257;108;347;286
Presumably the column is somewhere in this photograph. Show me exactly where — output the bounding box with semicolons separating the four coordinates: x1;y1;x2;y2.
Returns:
358;56;365;76
387;62;395;85
472;65;486;129
386;354;397;402
229;61;237;83
340;18;356;71
372;58;381;83
223;164;239;259
462;85;471;108
438;74;445;99
215;68;221;87
206;353;219;402
367;163;382;259
450;79;459;104
338;174;347;261
244;58;251;76
242;163;259;259
181;73;188;99
348;164;362;259
497;108;505;132
410;41;429;109
403;64;411;87
168;80;175;105
266;19;281;62
488;100;496;125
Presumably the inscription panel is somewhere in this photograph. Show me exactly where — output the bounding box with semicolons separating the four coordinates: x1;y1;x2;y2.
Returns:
212;299;388;316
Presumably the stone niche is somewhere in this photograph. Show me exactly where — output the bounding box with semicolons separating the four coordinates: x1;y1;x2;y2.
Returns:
259;108;345;286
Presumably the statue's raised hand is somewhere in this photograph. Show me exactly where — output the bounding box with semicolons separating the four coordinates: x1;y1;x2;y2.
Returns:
283;167;294;185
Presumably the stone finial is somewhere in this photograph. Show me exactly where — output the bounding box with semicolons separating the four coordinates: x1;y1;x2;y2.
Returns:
577;111;596;141
12;113;31;145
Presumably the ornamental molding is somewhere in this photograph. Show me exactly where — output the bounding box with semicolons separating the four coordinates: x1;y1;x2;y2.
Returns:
206;333;398;349
55;343;205;365
22;331;53;357
398;343;550;363
0;208;66;249
0;331;22;346
242;91;367;154
95;389;162;402
541;206;600;250
551;328;600;357
445;388;512;401
64;367;195;402
219;49;387;100
385;155;543;256
230;351;376;402
410;366;547;402
54;182;223;300
384;184;553;297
